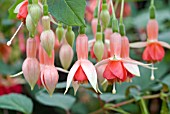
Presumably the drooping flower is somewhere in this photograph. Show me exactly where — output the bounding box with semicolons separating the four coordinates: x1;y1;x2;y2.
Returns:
96;32;153;93
22;38;40;90
40;50;59;96
15;0;28;22
65;32;99;95
130;19;170;80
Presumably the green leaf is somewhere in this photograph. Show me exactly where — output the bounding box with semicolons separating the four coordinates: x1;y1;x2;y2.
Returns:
35;92;76;110
0;94;33;114
0;60;22;76
8;0;23;19
48;0;86;26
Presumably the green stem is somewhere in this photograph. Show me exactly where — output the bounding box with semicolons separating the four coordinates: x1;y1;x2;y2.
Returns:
97;0;101;23
120;0;125;24
139;99;149;114
151;0;154;5
43;0;48;16
28;0;32;4
115;0;119;11
79;26;85;34
110;0;116;19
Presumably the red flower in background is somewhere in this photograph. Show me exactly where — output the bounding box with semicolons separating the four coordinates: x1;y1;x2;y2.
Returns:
17;0;28;21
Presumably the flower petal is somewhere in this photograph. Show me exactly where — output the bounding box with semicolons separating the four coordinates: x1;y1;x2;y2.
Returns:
88;39;95;49
72;81;80;95
159;41;170;49
81;60;98;93
122;58;157;70
123;63;140;77
64;60;80;94
14;1;25;13
95;58;110;67
130;42;147;48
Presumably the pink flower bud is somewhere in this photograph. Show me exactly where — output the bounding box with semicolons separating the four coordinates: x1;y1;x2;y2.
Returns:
59;42;73;69
110;33;122;57
22;38;40;90
22;58;40;90
104;28;112;39
41;66;59;96
76;34;88;60
40;30;55;57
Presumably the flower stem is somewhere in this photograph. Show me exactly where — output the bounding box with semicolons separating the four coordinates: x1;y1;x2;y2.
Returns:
120;0;125;24
110;0;116;19
151;0;154;5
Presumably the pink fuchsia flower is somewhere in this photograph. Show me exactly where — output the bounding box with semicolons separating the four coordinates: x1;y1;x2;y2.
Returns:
96;33;152;94
15;0;28;22
65;33;99;95
130;19;170;80
40;50;59;96
22;38;40;90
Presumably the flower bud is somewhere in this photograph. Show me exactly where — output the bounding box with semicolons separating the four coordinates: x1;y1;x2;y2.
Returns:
26;38;37;58
59;42;73;69
91;18;98;37
65;26;75;47
26;14;36;37
100;4;110;29
41;66;59;96
22;58;40;90
29;4;42;25
93;32;104;61
40;30;55;57
56;24;64;42
104;28;112;39
42;16;50;30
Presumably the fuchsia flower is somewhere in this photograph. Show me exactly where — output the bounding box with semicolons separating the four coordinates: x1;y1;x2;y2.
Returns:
16;0;28;22
40;48;59;96
65;34;99;95
130;19;170;80
22;38;40;90
96;32;152;93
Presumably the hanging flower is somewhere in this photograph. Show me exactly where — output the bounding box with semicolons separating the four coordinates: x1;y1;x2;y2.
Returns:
130;19;170;80
65;33;99;95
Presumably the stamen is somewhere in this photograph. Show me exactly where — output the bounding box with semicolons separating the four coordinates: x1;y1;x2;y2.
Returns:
7;22;23;46
150;63;155;80
56;67;69;73
112;82;116;94
10;71;23;77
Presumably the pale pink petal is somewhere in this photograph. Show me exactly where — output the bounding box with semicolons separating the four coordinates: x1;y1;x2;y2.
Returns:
64;60;80;94
122;58;156;70
123;63;140;77
88;39;95;50
72;81;80;95
14;1;25;13
130;42;147;48
81;60;98;93
95;58;110;67
159;41;170;49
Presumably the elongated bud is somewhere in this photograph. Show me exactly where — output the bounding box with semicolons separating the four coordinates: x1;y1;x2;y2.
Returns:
29;4;42;26
26;14;36;37
26;38;37;58
110;33;122;57
41;66;59;96
56;23;64;42
76;34;88;59
65;26;75;47
40;30;55;57
42;16;50;30
59;43;73;69
94;32;104;61
147;19;158;41
121;36;130;58
22;58;40;90
100;3;110;30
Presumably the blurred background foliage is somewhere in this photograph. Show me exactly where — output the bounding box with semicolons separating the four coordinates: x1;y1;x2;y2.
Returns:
0;0;170;114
